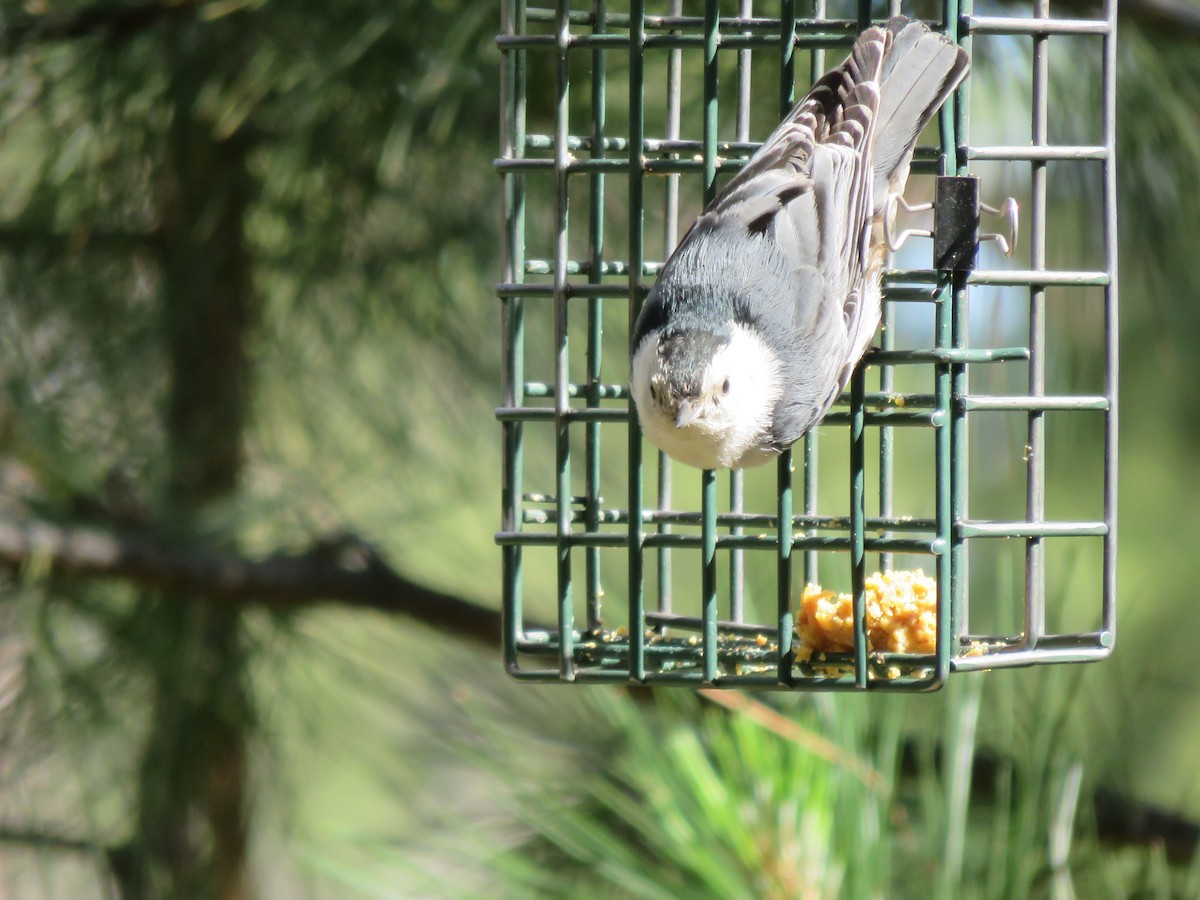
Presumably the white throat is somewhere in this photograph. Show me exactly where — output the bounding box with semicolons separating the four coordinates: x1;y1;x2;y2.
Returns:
630;323;783;470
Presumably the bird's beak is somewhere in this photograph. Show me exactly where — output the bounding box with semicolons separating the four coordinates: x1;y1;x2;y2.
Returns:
675;398;701;429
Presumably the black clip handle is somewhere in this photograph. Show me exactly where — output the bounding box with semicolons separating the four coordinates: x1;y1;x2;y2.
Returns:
934;176;981;273
932;176;1019;272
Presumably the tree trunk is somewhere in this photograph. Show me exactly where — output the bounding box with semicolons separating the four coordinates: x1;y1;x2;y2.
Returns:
116;18;257;900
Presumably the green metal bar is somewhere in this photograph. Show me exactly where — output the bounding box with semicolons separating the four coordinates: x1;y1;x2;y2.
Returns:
947;33;974;654
879;295;895;578
968;145;1108;161
517;510;941;531
800;0;819;589
521;137;945;158
963;15;1111;35
520;382;951;408
496;407;629;422
498;531;942;554
703;0;719;200
657;0;683;626
644;32;853;50
830;0;859;681
960;395;1109;411
729;0;752;624
525;256;637;274
517;259;1111;286
525;134;763;152
702;469;718;682
646;611;778;636
517;628;1097;665
821;409;944;427
806;0;823;80
780;0;797;118
523;381;629;399
951;641;1113;672
498;30;864;50
518;633;951;668
837;391;937;407
889;268;1112;287
584;0;607;634
854;0;870;33
850;366;868;689
553;0;574;679
511;640;948;688
521;8;868;31
777;451;794;686
636;671;944;690
568;670;642;684
958;521;1107;538
1101;0;1119;644
627;0;647;681
848;0;878;687
942;0;966;685
510;262;1107;288
508;669;565;683
736;0;753;141
883;287;940;302
514;670;942;690
496;156;759;173
500;0;528;676
520;643;950;676
950;269;969;642
1025;0;1050;647
875;0;898;581
954;632;1110;649
497;283;633;299
517;139;974;163
867;347;1028;365
968;269;1109;286
700;0;720;683
884;270;940;286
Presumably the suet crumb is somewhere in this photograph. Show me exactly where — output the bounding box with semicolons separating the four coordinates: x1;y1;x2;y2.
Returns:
795;569;937;660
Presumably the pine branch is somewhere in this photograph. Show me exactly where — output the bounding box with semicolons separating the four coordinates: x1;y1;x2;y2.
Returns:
0;515;503;648
1;0;199;51
898;740;1200;864
1115;0;1200;37
0;225;160;256
1048;0;1200;38
3;0;1199;49
0;826;107;855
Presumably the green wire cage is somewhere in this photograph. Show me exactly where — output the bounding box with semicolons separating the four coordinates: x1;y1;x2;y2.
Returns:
496;0;1118;691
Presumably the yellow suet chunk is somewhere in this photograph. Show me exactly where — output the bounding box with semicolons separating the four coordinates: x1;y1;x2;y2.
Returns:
795;569;937;659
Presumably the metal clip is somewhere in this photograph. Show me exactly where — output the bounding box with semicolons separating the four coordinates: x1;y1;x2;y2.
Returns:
882;192;933;253
980;197;1019;257
888;180;1021;268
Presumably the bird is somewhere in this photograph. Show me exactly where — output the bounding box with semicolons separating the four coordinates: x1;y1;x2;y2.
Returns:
629;17;969;470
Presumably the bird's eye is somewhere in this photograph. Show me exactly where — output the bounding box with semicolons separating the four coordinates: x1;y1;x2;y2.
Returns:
722;377;731;395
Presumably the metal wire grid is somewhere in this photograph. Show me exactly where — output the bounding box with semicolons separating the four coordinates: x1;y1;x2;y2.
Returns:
497;0;1117;690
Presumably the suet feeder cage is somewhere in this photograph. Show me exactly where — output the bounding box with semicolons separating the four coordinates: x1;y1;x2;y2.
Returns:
496;0;1118;690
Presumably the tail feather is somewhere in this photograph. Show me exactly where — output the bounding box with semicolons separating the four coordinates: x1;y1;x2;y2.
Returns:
872;17;969;204
702;18;966;242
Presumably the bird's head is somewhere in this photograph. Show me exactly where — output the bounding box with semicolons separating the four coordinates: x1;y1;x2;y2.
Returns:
630;322;783;469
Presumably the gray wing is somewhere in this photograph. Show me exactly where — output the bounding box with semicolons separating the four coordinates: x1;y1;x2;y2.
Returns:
704;26;887;357
694;28;887;445
639;19;967;448
872;17;970;204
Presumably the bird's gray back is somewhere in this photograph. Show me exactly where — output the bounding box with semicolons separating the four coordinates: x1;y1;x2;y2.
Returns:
637;212;848;449
631;18;969;455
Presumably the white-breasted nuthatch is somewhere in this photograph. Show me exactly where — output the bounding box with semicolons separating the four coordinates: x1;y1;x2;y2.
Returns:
630;17;968;470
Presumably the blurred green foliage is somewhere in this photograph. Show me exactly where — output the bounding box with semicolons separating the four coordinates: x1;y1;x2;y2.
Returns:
1;1;1199;898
